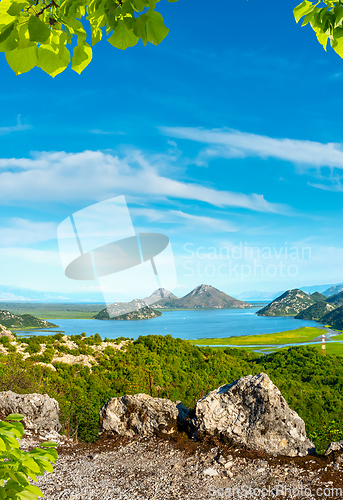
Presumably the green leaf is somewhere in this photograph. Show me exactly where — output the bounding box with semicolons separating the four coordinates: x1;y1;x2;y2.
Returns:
21;457;41;474
26;485;44;497
5;414;24;422
316;30;329;50
0;22;14;43
108;20;138;49
0;26;19;51
7;1;28;16
0;437;6;452
146;10;168;45
131;0;146;12
332;33;343;57
28;15;51;43
293;0;315;23
39;441;58;448
133;13;147;45
38;43;70;77
17;490;39;500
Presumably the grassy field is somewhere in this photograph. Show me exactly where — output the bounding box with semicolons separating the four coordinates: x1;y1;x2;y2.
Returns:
190;326;343;356
0;302;105;319
191;327;324;346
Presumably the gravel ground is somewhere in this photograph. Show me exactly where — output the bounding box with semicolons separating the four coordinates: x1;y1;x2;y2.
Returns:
20;433;343;500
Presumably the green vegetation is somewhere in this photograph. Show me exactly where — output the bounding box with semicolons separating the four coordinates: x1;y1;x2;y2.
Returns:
257;289;320;317
0;0;176;77
191;327;324;347
94;305;162;320
0;310;57;329
0;333;342;453
0;414;58;499
295;301;335;320
294;1;343;60
0;302;105;319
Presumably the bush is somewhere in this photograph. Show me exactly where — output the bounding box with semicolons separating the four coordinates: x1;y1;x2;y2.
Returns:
0;414;58;499
0;337;10;346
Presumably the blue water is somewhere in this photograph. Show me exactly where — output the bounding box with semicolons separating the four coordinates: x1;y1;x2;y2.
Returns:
17;308;320;341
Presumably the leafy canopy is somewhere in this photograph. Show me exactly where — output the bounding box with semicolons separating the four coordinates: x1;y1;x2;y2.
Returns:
0;414;58;500
0;0;177;76
294;0;343;57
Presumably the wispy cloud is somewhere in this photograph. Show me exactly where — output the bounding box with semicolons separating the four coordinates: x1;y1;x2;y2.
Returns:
0;219;57;246
0;116;31;135
89;129;126;135
0;150;288;214
132;208;237;232
160;126;343;170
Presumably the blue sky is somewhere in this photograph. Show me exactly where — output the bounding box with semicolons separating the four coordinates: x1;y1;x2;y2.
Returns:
1;0;343;300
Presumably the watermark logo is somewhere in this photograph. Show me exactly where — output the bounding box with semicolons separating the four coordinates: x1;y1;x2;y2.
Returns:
57;196;177;316
183;242;312;281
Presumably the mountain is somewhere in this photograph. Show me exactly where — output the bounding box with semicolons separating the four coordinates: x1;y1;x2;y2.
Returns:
142;288;178;305
93;299;162;320
323;283;343;298
295;301;335;321
156;284;253;309
0;310;57;329
257;289;321;317
326;290;343;308
300;284;335;294
321;305;343;330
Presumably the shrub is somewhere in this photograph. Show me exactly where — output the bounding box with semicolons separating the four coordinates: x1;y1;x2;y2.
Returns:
0;414;58;499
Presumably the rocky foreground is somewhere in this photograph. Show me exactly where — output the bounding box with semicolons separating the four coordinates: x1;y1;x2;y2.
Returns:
1;373;343;499
19;431;343;500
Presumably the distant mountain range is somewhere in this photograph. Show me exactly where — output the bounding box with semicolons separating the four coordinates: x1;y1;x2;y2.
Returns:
149;285;252;310
237;282;343;301
257;289;343;330
0;285;104;303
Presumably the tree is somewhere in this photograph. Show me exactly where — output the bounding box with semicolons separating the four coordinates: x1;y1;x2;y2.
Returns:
294;1;343;58
0;0;178;76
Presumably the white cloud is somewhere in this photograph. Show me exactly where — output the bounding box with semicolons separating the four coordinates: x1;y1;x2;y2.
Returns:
0;150;287;214
160;126;343;170
0;116;31;135
132;207;237;232
89;129;126;135
0;218;57;246
0;247;59;265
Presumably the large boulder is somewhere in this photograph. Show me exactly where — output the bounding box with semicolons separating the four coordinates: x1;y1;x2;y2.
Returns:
325;440;343;456
0;391;61;432
99;393;190;438
191;373;315;457
0;324;14;340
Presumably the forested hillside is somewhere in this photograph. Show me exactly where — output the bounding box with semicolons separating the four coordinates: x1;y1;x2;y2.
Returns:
0;333;342;452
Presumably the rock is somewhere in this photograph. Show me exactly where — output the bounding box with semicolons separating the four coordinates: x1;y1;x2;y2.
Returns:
0;324;14;340
217;455;226;465
325;440;343;456
99;393;190;438
191;373;315;457
203;468;218;476
0;391;61;432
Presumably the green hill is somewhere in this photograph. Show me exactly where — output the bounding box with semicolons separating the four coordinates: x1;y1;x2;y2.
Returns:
321;305;343;329
295;301;335;321
0;310;57;329
94;299;162;320
257;289;318;317
326;290;343;308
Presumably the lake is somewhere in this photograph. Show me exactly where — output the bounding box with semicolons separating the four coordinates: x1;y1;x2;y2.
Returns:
18;308;320;341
